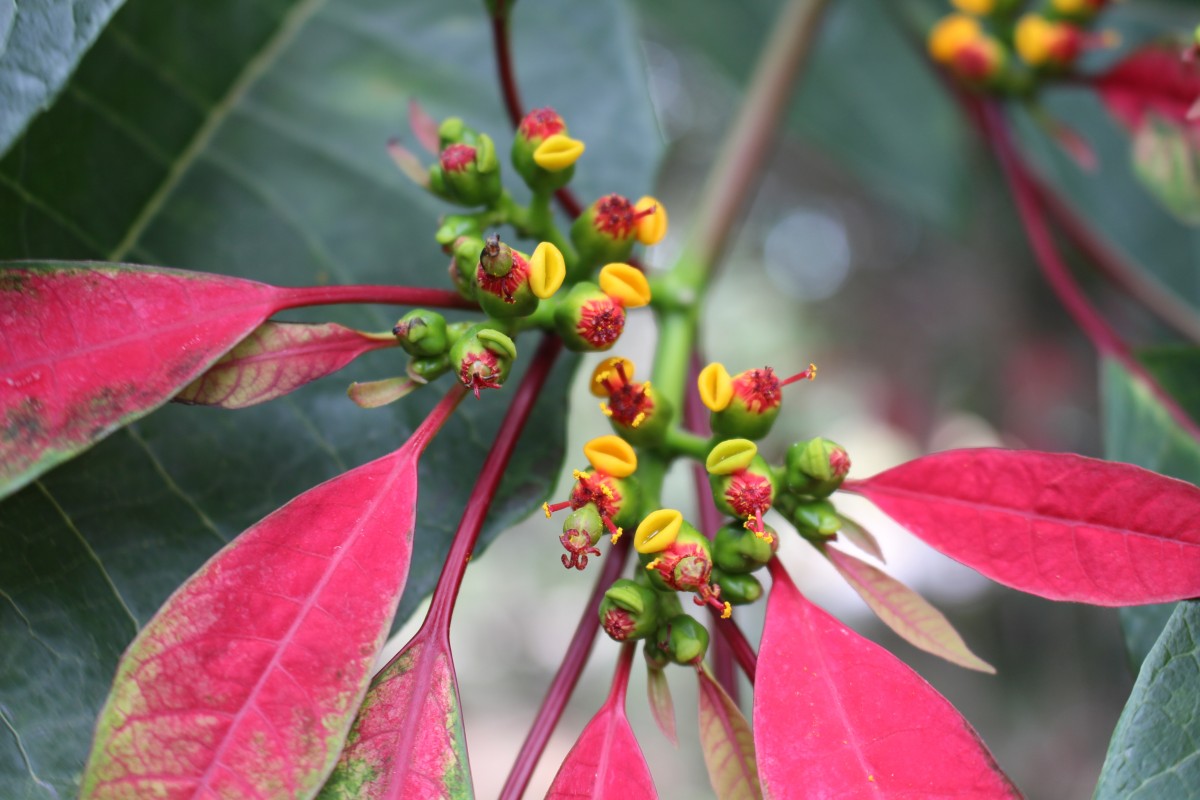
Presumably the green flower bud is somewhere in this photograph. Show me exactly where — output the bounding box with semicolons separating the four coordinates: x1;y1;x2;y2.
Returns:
654;614;710;665
407;355;449;383
431;136;502;207
559;504;604;571
392;310;449;358
786;498;841;539
712;569;763;605
599;579;662;641
475;235;538;319
708;454;779;540
570;194;646;272
437;116;471;149
554;282;626;352
713;521;778;574
449;324;516;397
435;216;483;248
785;437;851;498
709;364;815;441
511;108;578;192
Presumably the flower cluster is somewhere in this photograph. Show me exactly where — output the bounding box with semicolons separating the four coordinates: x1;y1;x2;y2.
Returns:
928;0;1117;88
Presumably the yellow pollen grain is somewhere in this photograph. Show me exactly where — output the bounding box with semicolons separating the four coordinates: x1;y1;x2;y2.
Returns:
808;363;818;379
632;411;646;428
600;402;613;417
645;558;662;571
721;602;732;620
611;528;623;545
572;469;587;482
542;503;552;518
599;484;614;500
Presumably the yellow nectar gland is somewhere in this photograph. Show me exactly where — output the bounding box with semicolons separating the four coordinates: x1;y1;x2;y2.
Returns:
533;134;585;172
928;14;983;63
697;362;733;412
528;241;566;299
706;437;758;476
951;0;996;15
583;435;638;478
599;263;652;308
633;196;668;245
634;509;683;554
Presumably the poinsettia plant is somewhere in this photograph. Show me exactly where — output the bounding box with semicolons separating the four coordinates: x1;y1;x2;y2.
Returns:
4;0;1200;797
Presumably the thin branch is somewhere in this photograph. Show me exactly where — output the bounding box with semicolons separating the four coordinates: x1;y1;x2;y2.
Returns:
711;613;758;685
498;535;632;800
983;101;1200;443
275;284;476;311
486;0;584;220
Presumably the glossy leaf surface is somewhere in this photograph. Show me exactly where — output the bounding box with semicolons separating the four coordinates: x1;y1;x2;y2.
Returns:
318;635;471;799
1094;601;1200;799
546;645;656;799
824;545;994;673
1102;350;1200;666
176;320;397;409
0;0;654;793
0;262;281;498
754;563;1019;799
697;667;760;800
80;386;461;798
847;448;1200;606
0;0;127;154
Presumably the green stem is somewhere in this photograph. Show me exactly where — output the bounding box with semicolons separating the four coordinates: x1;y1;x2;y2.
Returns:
661;427;711;462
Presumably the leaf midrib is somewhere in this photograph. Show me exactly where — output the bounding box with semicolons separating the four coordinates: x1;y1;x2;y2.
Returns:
106;0;329;263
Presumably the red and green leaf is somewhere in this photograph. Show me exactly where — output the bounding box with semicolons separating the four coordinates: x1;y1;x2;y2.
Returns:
546;643;656;799
176;321;398;409
837;514;885;562
646;663;678;745
1;263;281;497
844;448;1200;606
318;634;471;799
754;561;1020;798
697;666;761;800
79;385;465;799
1095;46;1200;224
823;545;994;673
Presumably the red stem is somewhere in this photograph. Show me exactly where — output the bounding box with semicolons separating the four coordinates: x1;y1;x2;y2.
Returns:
605;641;637;710
1022;161;1200;347
423;334;564;631
983;102;1200;443
499;535;632;800
712;614;758;685
684;352;741;697
275;284;477;311
486;1;585;221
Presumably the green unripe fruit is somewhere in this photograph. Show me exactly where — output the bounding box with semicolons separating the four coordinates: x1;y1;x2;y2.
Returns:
654;614;709;665
712;569;763;605
713;522;777;574
599;579;662;642
785;437;851;498
393;310;449;358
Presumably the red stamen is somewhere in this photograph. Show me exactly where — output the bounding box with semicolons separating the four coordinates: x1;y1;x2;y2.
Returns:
476;252;530;303
459;354;502;398
576;298;626;348
604;382;653;428
519;107;565;140
725;471;773;520
593;194;640;239
440;143;476;173
542;500;574;517
779;363;817;387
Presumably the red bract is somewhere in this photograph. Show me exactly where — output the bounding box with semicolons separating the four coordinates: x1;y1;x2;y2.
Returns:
755;561;1020;799
175;321;398;409
0;262;472;499
1095;46;1200;132
546;643;657;799
844;448;1200;605
78;384;466;799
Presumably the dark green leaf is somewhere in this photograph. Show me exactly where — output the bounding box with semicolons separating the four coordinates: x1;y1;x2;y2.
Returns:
0;0;128;156
0;0;660;795
632;0;976;229
1094;601;1200;800
1131;116;1200;227
1101;350;1200;668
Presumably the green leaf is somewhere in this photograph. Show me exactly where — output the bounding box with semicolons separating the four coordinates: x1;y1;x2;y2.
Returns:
1101;350;1200;668
631;0;975;229
1094;601;1200;799
0;0;129;157
0;0;661;796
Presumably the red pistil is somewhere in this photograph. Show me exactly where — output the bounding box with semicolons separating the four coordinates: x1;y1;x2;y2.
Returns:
476;251;529;303
459;352;502;398
602;382;653;429
544;472;625;543
560;529;601;570
829;448;851;478
519;107;566;140
576;298;626;348
725;471;773;536
593;194;655;239
733;364;815;413
647;543;727;615
440;143;476;172
602;607;637;640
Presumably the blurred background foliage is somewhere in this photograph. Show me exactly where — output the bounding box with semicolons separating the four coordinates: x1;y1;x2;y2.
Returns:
2;0;1199;797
